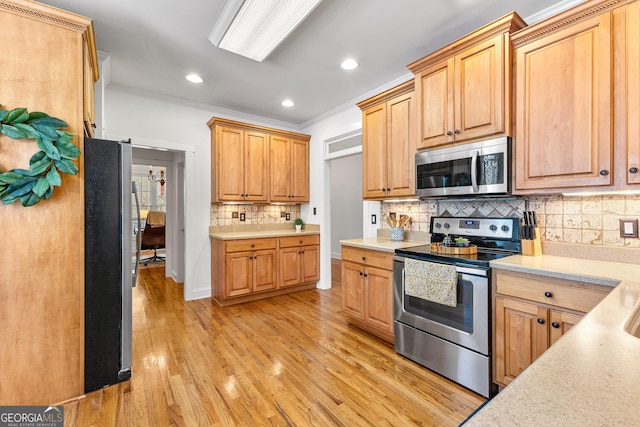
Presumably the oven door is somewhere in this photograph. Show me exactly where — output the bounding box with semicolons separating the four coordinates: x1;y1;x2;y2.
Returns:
393;256;490;355
415;136;509;198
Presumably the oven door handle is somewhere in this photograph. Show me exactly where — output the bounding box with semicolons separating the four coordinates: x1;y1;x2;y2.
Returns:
471;150;479;193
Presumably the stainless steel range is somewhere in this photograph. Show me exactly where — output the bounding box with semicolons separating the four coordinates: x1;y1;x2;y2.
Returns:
393;216;520;398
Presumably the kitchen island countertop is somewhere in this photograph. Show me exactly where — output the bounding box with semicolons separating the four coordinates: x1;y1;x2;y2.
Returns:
466;254;640;426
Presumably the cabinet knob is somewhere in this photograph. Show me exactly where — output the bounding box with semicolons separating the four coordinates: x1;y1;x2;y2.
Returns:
299;240;303;244
599;170;609;176
362;256;366;261
551;322;560;329
630;167;639;174
251;244;255;248
363;273;368;277
446;131;453;136
91;123;96;129
359;272;363;276
454;129;460;134
386;188;391;192
537;318;545;325
544;291;552;298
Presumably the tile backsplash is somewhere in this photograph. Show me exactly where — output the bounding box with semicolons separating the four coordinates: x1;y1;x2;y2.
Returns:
210;204;301;226
382;195;640;248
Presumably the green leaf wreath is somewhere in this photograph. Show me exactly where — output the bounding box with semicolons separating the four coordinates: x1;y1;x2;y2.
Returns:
0;105;80;207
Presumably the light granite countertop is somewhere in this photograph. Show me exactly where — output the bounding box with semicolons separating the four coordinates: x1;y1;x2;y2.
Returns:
209;224;320;240
339;237;427;253
466;254;640;426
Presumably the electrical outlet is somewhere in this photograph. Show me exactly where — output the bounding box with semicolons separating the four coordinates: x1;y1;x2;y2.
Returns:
313;207;317;215
240;213;245;222
280;212;286;217
231;212;238;219
286;213;291;221
371;214;377;224
620;219;638;238
390;212;396;219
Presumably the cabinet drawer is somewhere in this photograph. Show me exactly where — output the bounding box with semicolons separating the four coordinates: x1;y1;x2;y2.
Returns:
494;270;610;313
225;238;277;252
279;234;319;248
341;246;393;271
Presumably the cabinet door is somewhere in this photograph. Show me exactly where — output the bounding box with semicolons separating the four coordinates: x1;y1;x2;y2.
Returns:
455;34;504;142
416;58;454;149
216;126;246;201
279;246;302;287
300;245;320;283
224;251;253;297
549;310;583;346
514;13;613;190
290;139;309;203
244;131;269;202
362;102;388;198
494;297;549;386
626;1;640;185
253;249;277;292
270;135;291;202
83;37;96;137
364;266;394;334
342;261;365;320
387;92;416;197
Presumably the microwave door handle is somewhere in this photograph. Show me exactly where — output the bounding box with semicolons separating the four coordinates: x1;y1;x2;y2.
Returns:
471;150;479;193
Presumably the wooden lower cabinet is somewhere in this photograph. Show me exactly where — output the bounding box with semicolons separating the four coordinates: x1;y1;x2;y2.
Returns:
341;246;394;343
493;269;610;387
211;234;319;306
278;235;320;287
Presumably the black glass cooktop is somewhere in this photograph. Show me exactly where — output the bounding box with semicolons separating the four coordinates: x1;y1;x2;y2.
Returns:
395;244;515;268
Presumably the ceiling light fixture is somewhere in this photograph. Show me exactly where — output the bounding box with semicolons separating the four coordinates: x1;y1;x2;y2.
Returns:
208;0;323;62
341;58;359;70
186;74;204;83
281;99;294;107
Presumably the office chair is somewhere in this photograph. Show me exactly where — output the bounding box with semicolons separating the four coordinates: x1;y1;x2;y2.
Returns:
140;210;166;265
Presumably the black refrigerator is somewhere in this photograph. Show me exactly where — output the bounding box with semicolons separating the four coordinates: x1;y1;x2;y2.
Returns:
84;137;140;393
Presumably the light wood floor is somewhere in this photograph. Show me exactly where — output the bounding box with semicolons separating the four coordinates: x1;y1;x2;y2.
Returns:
64;259;484;426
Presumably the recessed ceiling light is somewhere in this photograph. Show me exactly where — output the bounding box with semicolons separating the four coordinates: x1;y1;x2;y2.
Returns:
341;58;359;70
186;74;203;83
282;99;294;107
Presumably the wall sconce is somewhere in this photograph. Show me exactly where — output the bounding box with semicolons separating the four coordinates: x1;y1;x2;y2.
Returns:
148;166;166;195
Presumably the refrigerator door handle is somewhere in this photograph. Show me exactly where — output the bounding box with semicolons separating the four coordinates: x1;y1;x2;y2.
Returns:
132;181;141;287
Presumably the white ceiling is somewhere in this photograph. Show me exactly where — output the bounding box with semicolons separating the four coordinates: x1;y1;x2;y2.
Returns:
39;0;580;126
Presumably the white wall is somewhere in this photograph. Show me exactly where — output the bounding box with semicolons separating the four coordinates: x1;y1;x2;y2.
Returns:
330;154;363;258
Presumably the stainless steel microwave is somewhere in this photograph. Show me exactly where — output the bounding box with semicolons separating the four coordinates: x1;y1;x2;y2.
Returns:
415;137;510;198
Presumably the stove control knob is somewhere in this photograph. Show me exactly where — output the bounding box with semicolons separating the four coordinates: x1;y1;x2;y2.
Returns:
501;225;510;232
443;223;450;229
435;222;441;229
489;224;498;231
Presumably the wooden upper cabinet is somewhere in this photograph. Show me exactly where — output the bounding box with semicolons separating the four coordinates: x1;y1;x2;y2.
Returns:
624;1;640;186
211;124;269;202
83;35;99;137
409;13;525;149
358;81;415;200
512;8;614;191
270;135;310;203
208;118;310;203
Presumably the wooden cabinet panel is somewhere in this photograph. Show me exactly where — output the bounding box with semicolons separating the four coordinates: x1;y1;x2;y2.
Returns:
244;131;269;201
279;234;320;248
495;297;549;386
290;138;310;202
341;246;393;271
359;81;415;199
342;261;365;320
410;13;523;150
455;34;504;142
225;251;253;297
625;1;640;185
301;244;320;283
549;310;583;346
278;236;320;288
270;136;310;203
279;246;302;287
269;135;290;201
362;103;388;199
513;12;613;190
365;266;394;334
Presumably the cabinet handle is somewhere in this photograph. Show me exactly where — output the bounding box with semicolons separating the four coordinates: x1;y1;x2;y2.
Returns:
599;170;609;176
551;322;560;329
386;188;391;192
359;272;363;276
446;131;453;136
537;318;545;325
364;273;368;277
544;291;552;298
91;123;96;129
454;129;460;135
630;167;639;174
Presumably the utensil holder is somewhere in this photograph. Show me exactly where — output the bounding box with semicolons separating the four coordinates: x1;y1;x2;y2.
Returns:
522;227;542;256
390;227;404;241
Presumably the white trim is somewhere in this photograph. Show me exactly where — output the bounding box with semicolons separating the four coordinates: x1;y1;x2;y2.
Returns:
324;128;363;160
